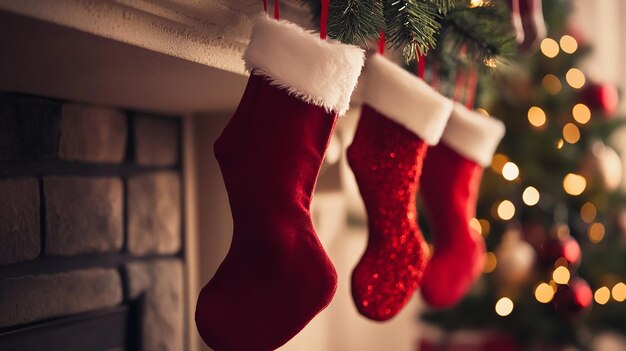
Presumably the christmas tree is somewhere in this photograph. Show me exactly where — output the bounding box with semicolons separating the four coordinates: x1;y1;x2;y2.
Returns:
421;0;626;349
298;0;626;348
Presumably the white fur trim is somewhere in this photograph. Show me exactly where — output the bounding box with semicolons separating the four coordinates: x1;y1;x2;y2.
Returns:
441;103;506;167
359;54;453;145
243;15;364;115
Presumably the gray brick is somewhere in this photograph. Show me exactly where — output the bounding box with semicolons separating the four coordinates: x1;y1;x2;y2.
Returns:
0;94;61;161
127;172;180;255
0;268;122;328
134;115;179;166
126;259;184;351
59;103;127;163
45;177;123;255
0;178;40;264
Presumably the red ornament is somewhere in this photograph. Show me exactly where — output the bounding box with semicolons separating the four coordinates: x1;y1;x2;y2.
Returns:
552;278;593;317
579;82;619;119
538;235;582;268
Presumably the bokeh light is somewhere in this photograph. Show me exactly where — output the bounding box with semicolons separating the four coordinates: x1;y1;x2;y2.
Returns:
566;68;585;89
469;218;482;235
542;74;562;94
612;282;626;302
580;202;597;223
491;153;509;174
483;252;497;273
553;266;571;285
527;106;547;127
522;186;540;206
588;223;606;243
595;287;611;305
502;162;520;181
495;297;514;316
572;103;591;124
535;282;555;303
559;35;578;54
563;123;581;144
497;200;516;220
540;38;560;58
479;219;491;237
563;173;586;195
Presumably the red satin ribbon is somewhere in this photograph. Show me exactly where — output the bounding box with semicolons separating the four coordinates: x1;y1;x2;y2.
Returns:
464;66;478;109
378;32;385;54
274;0;280;19
417;53;426;79
320;0;329;39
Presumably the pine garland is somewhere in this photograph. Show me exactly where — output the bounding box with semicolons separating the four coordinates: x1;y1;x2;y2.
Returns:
383;0;444;62
300;0;514;67
301;0;385;46
436;2;516;69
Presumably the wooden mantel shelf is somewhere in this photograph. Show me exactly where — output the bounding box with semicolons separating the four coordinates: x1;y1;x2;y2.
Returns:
0;0;310;113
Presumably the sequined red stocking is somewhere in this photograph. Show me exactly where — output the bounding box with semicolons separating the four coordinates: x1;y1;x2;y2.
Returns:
347;53;452;321
348;105;430;321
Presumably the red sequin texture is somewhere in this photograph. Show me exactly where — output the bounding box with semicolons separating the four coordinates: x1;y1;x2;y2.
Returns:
347;105;429;321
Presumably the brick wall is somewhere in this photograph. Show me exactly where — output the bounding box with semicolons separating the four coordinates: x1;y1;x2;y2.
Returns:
0;92;185;350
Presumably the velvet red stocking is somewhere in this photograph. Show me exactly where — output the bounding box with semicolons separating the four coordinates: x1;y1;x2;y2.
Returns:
195;16;363;350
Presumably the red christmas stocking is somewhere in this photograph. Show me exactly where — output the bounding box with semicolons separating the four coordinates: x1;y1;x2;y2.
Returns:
195;16;364;350
420;103;505;308
348;54;453;321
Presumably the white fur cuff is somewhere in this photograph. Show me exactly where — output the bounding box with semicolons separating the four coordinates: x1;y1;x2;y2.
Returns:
243;16;365;116
441;103;506;167
359;54;453;145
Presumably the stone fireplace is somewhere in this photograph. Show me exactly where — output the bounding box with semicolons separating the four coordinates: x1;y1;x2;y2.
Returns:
0;93;185;350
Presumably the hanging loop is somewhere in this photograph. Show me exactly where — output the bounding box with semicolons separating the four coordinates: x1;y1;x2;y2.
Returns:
320;0;329;39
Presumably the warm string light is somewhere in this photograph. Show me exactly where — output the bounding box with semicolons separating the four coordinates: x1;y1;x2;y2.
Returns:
469;218;482;234
595;286;611;305
535;282;556;303
542;74;562;94
552;266;571;285
556;139;564;149
479;219;491;237
554;257;569;268
588;222;606;243
476;108;490;117
572;103;591;124
566;68;586;89
491;154;509;174
469;0;489;8
495;297;514;316
540;38;560;58
563;123;581;144
522;186;540;206
483;58;497;68
527;106;547;128
563;173;586;196
483;252;497;273
497;200;515;220
559;35;578;54
502;162;520;181
612;283;626;302
580;202;597;223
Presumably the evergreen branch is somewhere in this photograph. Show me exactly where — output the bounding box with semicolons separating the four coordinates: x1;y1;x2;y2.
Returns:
300;0;384;46
328;0;385;45
384;0;443;63
436;3;516;69
426;0;455;14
